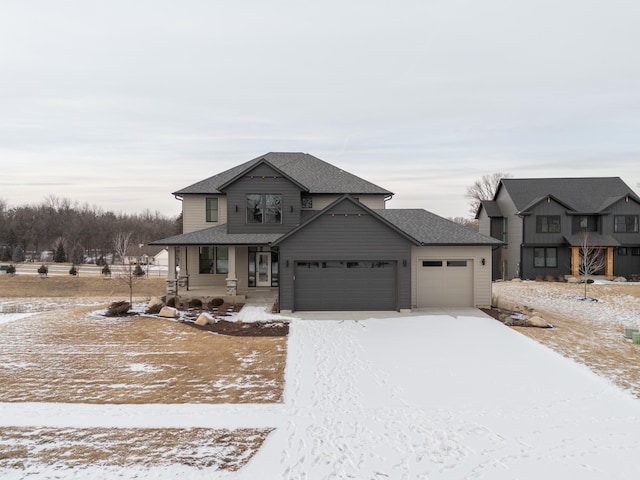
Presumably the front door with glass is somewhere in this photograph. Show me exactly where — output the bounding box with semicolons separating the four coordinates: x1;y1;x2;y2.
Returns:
257;252;271;287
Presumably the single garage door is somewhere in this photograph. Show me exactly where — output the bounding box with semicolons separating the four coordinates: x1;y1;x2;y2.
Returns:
294;260;397;311
417;259;474;307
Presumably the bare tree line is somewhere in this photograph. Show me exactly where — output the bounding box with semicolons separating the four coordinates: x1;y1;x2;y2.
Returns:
0;195;181;263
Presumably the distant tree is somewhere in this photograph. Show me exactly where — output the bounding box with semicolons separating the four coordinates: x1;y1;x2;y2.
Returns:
11;246;25;263
54;240;67;263
577;231;606;299
466;172;510;216
70;243;85;266
448;217;479;232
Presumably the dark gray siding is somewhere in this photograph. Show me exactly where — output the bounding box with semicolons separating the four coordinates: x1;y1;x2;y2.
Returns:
614;250;640;278
524;201;568;245
521;246;571;280
224;163;303;234
277;201;413;311
607;200;640;246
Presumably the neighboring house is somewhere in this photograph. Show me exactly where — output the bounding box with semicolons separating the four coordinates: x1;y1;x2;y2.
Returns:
151;152;501;311
476;177;640;280
123;245;169;266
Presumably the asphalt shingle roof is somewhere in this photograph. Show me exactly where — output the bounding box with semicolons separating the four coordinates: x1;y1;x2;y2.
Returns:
376;209;502;245
500;178;639;213
174;152;393;196
150;224;282;246
479;200;503;218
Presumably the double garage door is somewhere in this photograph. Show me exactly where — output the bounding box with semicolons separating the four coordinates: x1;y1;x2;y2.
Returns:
294;260;397;311
417;259;474;307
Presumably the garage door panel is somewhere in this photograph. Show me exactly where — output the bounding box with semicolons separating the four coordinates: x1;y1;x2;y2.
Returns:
295;260;396;311
417;259;473;307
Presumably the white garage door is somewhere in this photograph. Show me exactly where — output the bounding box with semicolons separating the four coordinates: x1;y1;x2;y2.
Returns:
417;259;474;307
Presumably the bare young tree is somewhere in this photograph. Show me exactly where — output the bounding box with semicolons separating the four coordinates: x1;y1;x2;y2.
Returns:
577;231;606;300
113;231;144;308
466;172;510;216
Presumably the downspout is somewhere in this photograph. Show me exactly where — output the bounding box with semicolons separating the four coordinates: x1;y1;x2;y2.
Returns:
517;211;525;279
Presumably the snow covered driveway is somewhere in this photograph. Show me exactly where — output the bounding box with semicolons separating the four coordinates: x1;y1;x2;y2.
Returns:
2;311;640;479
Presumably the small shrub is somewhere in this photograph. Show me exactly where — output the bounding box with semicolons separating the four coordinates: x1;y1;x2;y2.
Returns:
6;264;16;275
101;265;111;276
37;264;48;276
69;266;78;276
105;301;131;317
544;274;556;282
134;265;145;277
189;298;203;308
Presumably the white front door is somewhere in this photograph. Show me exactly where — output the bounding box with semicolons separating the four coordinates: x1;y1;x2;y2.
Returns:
257;252;271;287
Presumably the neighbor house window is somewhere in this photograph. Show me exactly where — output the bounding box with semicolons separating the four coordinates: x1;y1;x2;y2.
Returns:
199;246;229;274
502;218;508;243
633;248;640;256
536;215;561;233
534;247;557;267
301;195;313;209
247;194;282;224
205;198;218;222
614;215;639;233
618;247;628;256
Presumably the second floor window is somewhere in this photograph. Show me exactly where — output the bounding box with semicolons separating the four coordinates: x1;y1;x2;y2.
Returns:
206;198;218;222
247;194;282;224
536;215;561;233
614;215;639;233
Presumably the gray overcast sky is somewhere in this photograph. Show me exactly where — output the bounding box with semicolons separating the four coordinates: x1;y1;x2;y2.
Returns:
1;0;639;219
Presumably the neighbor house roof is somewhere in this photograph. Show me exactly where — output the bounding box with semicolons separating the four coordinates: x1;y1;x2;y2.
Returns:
499;178;640;214
377;209;503;246
478;200;503;218
173;152;393;196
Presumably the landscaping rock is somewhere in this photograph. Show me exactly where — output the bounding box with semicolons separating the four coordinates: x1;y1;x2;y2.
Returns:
614;277;627;283
567;276;580;284
158;306;179;318
147;297;164;310
195;312;214;326
526;316;552;328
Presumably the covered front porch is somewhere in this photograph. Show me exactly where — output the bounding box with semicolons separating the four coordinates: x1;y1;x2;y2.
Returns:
565;233;619;278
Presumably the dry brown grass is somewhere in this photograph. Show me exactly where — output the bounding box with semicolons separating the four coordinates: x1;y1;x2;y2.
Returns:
0;275;166;299
0;305;287;403
493;281;640;398
0;426;271;471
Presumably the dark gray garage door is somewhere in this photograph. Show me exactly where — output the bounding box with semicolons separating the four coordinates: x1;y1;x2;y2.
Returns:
294;260;397;311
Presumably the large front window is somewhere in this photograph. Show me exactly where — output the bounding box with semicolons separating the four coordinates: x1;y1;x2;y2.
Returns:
534;247;557;267
199;246;228;274
247;194;282;224
614;215;639;233
536;215;561;233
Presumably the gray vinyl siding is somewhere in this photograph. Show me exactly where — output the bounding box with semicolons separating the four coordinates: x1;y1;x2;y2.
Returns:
277;201;413;311
224;163;302;234
477;209;490;237
495;189;522;279
310;194;387;210
614;250;640;278
524;201;568;245
607;199;640;245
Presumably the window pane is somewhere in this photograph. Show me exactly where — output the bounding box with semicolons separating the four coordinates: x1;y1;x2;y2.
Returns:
534;248;545;267
206;197;218;222
216;246;228;274
422;260;443;267
447;260;468;267
199;246;214;274
247;194;263;223
265;195;282;223
546;248;557;267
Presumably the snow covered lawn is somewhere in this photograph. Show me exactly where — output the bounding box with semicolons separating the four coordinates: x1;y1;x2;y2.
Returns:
493;280;640;397
2;306;640;479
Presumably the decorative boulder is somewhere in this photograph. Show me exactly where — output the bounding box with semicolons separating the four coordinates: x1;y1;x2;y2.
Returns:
195;312;215;326
526;316;552;328
158;306;179;318
567;277;580;284
147;297;164;310
614;277;627;283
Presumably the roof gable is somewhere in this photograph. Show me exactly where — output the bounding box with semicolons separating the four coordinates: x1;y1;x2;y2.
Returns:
518;194;576;215
217;158;308;192
499;177;640;213
174;152;393;197
272;195;419;246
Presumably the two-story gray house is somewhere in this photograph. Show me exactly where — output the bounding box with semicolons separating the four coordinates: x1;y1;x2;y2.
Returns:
152;152;501;312
476;177;640;280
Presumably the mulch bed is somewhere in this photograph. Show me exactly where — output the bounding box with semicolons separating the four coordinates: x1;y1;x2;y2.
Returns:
178;303;289;337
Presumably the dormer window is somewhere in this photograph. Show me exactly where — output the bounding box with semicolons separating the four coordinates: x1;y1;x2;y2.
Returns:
247;194;282;224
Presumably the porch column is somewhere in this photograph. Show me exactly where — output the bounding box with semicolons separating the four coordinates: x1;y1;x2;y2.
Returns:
571;247;579;276
226;246;238;296
606;247;614;278
166;246;178;295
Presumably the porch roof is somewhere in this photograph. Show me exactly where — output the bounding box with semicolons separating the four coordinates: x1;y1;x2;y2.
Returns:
564;233;620;247
150;224;282;246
